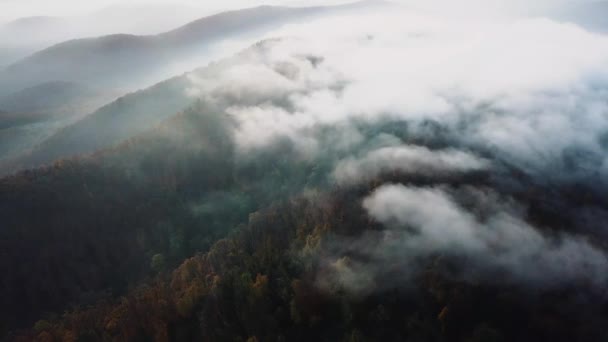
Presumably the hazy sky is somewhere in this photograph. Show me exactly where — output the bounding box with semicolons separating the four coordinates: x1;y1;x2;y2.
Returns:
0;0;587;23
0;0;352;22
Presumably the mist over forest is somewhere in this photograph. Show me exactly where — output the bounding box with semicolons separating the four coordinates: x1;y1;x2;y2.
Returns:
1;1;608;341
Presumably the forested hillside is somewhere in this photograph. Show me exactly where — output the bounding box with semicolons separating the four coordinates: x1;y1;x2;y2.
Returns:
3;95;608;339
0;81;117;164
1;98;330;335
10;179;608;342
2;3;608;341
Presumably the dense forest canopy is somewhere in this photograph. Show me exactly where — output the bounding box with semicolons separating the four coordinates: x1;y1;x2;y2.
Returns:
2;1;608;341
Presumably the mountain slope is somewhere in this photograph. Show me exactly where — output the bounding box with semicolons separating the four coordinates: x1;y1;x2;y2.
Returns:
12;187;608;342
0;5;210;66
2;19;608;340
0;81;113;118
0;95;321;335
0;38;310;174
0;81;118;161
0;103;234;335
0;2;377;96
0;72;194;174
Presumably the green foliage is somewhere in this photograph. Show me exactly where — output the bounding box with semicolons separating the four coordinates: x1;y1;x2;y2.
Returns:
9;190;608;342
150;254;166;273
33;320;52;333
3;99;608;341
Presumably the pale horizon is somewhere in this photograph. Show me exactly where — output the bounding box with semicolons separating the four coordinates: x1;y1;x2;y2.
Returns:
0;0;594;24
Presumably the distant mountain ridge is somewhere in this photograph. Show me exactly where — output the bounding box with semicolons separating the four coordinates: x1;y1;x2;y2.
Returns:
0;40;264;174
0;4;209;53
0;2;383;96
0;4;218;80
0;81;119;161
0;1;391;174
0;81;107;116
3;16;63;29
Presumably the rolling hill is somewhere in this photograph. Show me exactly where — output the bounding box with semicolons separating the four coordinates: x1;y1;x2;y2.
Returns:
0;81;114;118
2;71;606;341
0;2;381;97
0;81;119;161
2;9;608;340
0;71;195;174
0;1;392;175
0;37;282;174
0;4;210;66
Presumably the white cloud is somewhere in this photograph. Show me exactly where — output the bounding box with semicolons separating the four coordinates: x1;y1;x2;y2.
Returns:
332;145;489;185
183;12;608;288
354;184;608;289
1;0;605;294
181;8;608;181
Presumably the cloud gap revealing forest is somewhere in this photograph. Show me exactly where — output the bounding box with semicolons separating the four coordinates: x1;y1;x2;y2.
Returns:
2;1;608;341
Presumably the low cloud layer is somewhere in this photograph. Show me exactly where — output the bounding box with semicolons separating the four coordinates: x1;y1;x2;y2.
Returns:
333;145;489;185
185;9;608;185
360;185;608;288
180;6;608;293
